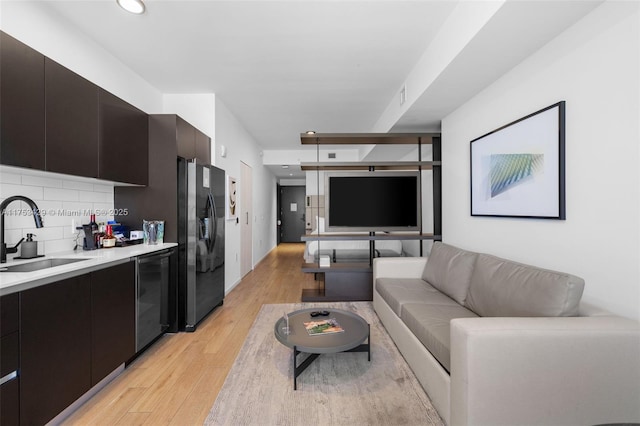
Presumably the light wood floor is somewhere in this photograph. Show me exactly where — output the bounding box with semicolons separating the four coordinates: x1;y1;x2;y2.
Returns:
64;243;318;426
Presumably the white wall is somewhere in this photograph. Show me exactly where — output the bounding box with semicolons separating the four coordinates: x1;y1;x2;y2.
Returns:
214;98;277;293
442;2;640;320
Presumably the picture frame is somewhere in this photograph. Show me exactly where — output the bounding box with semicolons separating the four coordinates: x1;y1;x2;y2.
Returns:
470;101;566;219
226;175;237;220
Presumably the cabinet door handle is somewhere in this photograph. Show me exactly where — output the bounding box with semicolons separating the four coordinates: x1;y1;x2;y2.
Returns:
0;371;17;386
246;212;249;225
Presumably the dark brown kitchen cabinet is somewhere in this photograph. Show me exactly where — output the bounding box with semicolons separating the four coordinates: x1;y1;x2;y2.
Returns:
176;115;196;160
195;128;212;164
45;57;100;178
18;261;136;424
99;90;149;185
20;275;92;426
115;114;211;242
176;115;211;164
1;292;19;337
1;293;20;426
1;32;149;185
90;261;136;385
0;31;46;170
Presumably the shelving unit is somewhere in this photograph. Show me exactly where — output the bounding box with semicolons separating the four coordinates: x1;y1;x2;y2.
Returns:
300;161;440;171
301;232;439;241
300;132;442;302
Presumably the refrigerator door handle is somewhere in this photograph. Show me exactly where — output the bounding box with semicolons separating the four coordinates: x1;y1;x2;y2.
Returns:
207;193;217;250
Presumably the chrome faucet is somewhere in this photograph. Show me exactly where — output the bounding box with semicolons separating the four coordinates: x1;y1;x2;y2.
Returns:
0;196;44;263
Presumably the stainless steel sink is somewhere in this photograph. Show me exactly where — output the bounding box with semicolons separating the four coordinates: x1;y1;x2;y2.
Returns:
0;258;89;272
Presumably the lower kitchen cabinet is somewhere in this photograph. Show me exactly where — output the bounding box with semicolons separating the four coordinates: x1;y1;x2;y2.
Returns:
20;275;92;425
91;261;135;385
0;372;20;426
18;261;136;425
1;293;20;425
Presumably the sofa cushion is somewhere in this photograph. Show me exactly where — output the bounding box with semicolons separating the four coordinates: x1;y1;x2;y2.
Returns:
400;302;478;373
376;278;458;316
465;253;585;317
422;242;478;305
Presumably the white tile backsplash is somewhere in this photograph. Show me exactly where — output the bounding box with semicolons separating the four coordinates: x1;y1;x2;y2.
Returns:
79;190;111;203
1;169;115;259
22;174;64;188
93;183;113;193
62;180;94;191
1;183;44;200
44;187;80;201
0;172;21;184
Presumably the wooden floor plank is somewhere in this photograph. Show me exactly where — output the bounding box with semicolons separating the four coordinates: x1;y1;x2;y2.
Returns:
63;243;312;425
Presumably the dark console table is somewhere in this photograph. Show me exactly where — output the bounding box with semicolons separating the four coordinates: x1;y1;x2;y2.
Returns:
301;262;373;302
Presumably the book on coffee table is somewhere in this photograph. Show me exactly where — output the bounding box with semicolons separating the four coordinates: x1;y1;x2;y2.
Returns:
304;318;344;335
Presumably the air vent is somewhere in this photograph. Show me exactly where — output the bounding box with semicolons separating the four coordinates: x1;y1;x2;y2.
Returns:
328;153;336;159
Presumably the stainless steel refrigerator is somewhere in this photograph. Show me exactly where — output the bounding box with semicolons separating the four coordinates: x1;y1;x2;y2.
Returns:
177;158;225;332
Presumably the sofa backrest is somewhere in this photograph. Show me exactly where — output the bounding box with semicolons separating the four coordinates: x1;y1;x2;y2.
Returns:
465;253;585;317
422;242;478;305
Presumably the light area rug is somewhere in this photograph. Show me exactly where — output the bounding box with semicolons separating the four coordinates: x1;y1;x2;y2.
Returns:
205;302;443;426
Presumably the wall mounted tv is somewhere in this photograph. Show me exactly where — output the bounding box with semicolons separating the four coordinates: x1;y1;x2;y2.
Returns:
324;171;421;232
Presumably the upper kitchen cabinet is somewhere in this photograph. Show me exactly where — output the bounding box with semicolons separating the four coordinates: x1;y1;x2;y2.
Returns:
176;116;196;160
99;89;148;185
195;128;211;165
1;32;149;184
176;115;211;164
0;31;46;169
45;57;99;178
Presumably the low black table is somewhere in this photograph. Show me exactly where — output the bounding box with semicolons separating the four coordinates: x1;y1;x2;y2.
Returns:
274;308;370;390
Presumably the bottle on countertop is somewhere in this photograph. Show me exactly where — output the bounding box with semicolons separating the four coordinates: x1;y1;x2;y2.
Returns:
89;213;99;247
102;224;116;248
97;222;106;248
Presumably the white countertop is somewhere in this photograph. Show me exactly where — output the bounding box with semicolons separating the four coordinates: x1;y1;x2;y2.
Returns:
0;242;178;296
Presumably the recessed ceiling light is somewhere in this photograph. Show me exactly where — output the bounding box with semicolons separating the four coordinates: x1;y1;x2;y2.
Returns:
117;0;146;14
305;130;316;134
281;165;289;169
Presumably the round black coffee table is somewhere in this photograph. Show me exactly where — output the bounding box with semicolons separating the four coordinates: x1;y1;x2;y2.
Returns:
274;308;370;390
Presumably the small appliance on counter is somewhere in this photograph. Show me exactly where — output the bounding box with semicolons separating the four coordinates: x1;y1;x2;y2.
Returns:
82;224;97;250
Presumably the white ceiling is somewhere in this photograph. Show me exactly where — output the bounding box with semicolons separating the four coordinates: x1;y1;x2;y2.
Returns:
34;0;601;179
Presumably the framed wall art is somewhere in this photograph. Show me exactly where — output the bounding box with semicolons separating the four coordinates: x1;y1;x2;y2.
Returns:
226;175;237;220
470;101;566;219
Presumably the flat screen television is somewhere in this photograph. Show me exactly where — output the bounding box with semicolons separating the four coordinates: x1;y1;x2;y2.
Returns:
324;171;421;232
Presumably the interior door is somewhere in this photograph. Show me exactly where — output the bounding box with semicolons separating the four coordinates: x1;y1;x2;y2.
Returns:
280;186;306;243
240;162;253;277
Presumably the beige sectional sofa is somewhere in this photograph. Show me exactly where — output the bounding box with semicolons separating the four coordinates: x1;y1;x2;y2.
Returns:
373;242;640;426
